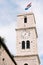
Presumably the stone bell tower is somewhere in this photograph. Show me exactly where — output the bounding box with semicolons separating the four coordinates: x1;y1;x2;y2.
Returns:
15;12;40;65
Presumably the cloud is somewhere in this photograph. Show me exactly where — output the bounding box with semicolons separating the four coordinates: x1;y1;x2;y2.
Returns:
0;0;18;26
0;0;4;4
0;22;16;55
40;55;43;65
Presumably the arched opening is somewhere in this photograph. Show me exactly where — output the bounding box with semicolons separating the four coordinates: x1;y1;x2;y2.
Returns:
22;41;25;49
26;40;30;49
24;17;27;23
24;63;28;65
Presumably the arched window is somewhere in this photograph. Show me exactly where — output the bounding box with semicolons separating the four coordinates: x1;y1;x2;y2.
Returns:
24;63;28;65
26;40;30;49
22;41;25;49
24;17;27;23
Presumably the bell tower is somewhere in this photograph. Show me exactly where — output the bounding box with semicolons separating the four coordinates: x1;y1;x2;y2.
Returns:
15;12;40;65
16;12;38;56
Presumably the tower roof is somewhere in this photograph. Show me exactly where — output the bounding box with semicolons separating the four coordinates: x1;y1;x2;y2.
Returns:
17;12;34;17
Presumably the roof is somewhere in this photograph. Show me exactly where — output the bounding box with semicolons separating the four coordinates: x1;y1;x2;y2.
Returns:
17;12;34;17
0;37;17;65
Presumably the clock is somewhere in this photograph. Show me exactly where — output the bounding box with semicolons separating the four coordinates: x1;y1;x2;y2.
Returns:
21;30;30;39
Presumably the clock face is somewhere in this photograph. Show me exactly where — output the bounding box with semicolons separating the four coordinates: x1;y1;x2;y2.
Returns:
21;30;30;39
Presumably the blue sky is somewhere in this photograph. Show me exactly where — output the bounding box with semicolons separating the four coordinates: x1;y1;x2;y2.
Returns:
0;0;43;65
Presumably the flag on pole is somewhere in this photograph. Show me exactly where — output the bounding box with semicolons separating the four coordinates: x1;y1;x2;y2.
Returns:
25;2;32;10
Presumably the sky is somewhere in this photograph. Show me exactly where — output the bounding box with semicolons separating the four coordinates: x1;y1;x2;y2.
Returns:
0;0;43;65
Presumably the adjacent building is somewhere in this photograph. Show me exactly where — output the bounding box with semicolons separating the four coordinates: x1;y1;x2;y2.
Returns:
0;37;17;65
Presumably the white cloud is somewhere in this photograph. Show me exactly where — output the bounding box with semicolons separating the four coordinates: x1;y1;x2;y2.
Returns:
0;0;4;3
0;22;16;55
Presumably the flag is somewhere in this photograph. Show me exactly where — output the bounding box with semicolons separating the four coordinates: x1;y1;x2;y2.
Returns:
25;2;32;10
